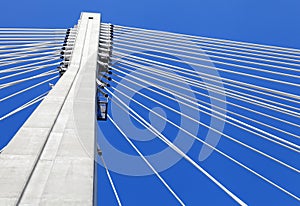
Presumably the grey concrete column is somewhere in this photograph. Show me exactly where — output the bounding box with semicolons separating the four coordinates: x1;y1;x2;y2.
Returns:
0;12;100;205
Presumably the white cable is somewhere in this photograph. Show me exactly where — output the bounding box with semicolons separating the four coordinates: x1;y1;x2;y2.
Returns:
0;69;58;89
0;31;67;35
0;92;47;121
111;71;299;140
98;151;122;206
109;80;300;173
108;115;185;205
0;62;60;81
0;40;64;45
0;28;67;31
107;87;300;202
0;75;59;102
0;56;60;74
108;30;300;66
0;34;66;37
107;91;247;206
0;54;61;67
112;51;299;101
111;59;299;123
0;41;62;52
110;28;300;63
113;34;300;71
112;52;300;107
113;43;300;88
112;25;300;56
116;58;300;118
0;47;61;60
111;65;300;132
112;77;300;152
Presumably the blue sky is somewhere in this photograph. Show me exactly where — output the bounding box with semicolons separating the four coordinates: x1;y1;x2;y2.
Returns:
0;0;300;205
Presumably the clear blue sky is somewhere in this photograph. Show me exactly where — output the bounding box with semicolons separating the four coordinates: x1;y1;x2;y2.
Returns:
0;0;299;205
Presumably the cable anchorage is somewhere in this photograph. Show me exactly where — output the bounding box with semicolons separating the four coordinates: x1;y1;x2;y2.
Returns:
57;27;78;77
96;24;114;121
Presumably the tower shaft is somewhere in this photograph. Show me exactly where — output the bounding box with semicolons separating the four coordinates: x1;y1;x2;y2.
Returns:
0;12;100;205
